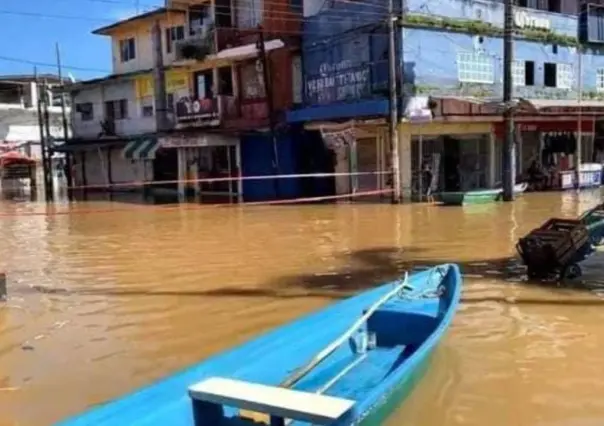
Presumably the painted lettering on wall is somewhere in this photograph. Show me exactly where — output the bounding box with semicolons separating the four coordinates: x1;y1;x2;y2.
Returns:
306;60;370;104
513;10;551;31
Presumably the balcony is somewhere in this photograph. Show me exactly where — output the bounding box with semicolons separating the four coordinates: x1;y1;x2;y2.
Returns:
173;94;270;130
175;26;216;62
579;3;604;44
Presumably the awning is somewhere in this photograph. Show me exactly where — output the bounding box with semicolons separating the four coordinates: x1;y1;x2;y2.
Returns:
0;151;35;166
216;39;284;62
122;138;159;160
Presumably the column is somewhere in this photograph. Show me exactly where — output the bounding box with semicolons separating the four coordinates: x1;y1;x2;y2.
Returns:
177;147;186;202
398;125;412;201
488;132;496;188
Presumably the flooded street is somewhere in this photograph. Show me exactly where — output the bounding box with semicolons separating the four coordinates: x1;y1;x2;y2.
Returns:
1;191;604;426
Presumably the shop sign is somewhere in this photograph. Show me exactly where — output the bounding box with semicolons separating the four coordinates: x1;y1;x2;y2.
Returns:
175;96;219;123
159;134;236;148
306;60;370;104
513;10;551;31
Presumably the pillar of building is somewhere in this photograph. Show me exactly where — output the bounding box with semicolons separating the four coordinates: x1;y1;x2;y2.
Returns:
177;148;186;202
398;126;413;201
488;132;496;188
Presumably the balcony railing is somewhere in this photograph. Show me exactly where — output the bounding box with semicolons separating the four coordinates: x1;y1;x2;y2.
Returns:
174;94;271;130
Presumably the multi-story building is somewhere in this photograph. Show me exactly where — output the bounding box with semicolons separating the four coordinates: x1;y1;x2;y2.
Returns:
61;0;304;201
0;74;69;161
288;0;604;200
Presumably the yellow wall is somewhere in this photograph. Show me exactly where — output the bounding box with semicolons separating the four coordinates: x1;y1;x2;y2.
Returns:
398;121;493;137
104;11;187;75
134;69;189;99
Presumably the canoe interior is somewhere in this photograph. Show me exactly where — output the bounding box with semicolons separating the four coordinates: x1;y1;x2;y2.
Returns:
56;265;462;426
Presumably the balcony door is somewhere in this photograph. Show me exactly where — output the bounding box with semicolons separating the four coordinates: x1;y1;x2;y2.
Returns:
194;70;214;100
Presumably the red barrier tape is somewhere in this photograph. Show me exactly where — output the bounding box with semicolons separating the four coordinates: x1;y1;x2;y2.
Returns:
66;171;392;191
0;189;394;218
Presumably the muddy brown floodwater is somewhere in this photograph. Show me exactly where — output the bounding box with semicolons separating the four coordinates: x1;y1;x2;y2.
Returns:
2;190;604;426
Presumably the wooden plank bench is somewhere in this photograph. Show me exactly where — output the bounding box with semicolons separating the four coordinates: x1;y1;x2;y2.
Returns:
188;377;355;426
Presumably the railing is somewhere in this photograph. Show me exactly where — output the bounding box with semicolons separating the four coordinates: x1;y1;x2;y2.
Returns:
173;94;270;129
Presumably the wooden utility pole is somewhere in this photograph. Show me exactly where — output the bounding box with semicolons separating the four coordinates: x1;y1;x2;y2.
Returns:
502;0;516;201
257;26;280;198
388;0;401;203
575;46;583;190
35;69;54;201
56;42;73;197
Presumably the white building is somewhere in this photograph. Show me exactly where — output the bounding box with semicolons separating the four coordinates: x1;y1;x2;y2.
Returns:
62;8;194;194
0;74;70;161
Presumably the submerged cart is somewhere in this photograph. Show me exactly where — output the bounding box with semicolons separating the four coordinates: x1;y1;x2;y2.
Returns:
517;218;591;280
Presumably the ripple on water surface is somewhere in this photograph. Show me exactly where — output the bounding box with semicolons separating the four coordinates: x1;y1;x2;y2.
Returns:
2;193;604;425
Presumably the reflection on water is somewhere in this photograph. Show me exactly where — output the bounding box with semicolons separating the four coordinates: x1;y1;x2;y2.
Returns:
1;191;604;425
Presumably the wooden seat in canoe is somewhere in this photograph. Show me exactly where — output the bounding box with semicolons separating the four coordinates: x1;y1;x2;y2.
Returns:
188;377;355;426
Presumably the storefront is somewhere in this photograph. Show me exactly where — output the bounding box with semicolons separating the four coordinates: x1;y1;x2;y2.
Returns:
493;118;597;190
399;121;494;200
158;132;241;201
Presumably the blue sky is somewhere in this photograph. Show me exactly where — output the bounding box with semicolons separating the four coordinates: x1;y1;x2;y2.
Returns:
0;0;163;80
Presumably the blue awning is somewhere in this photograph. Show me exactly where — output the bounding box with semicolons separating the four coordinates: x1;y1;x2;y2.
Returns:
286;99;388;123
122;138;159;160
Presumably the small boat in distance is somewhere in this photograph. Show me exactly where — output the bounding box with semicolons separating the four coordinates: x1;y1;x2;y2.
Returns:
439;182;528;206
56;264;462;426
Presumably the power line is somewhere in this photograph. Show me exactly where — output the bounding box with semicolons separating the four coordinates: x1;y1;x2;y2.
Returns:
0;54;109;73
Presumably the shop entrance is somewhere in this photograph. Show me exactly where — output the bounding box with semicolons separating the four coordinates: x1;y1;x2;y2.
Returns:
153;148;178;189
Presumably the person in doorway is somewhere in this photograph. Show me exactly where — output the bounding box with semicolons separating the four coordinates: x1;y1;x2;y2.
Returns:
527;160;548;191
421;161;434;202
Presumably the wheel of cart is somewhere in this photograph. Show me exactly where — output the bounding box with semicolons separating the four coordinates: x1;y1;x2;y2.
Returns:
560;263;582;281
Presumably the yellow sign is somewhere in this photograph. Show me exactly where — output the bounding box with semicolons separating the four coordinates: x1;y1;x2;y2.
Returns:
135;70;189;98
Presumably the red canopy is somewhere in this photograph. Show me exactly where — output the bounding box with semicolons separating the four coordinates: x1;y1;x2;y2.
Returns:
0;151;36;167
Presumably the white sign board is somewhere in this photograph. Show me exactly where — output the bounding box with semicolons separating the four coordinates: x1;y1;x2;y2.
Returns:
514;10;551;31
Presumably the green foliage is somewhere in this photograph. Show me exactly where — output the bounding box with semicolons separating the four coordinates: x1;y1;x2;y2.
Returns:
402;14;578;47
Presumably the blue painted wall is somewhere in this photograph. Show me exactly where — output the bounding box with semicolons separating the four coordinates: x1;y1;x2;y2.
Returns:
406;0;578;37
404;28;604;99
290;0;604;123
240;133;300;201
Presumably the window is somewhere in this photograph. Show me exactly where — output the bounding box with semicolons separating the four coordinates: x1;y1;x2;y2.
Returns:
597;69;604;92
218;67;234;96
165;25;185;54
544;62;572;89
240;62;266;99
544;62;556;87
119;38;136;62
75;102;94;121
525;61;535;86
512;61;525;86
104;99;129;120
140;96;154;117
235;0;263;29
556;63;573;89
456;52;494;84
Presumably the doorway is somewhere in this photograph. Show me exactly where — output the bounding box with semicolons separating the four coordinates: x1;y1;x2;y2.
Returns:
153;148;178;189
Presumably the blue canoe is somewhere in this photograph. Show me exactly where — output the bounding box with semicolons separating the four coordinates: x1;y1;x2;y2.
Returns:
56;264;462;426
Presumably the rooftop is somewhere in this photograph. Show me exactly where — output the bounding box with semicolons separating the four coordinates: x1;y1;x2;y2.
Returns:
92;7;185;35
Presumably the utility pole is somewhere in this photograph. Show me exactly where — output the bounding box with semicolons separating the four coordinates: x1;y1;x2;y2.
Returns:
257;25;280;198
152;20;168;133
575;46;583;190
388;0;401;203
35;70;53;201
56;42;73;197
502;0;515;201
